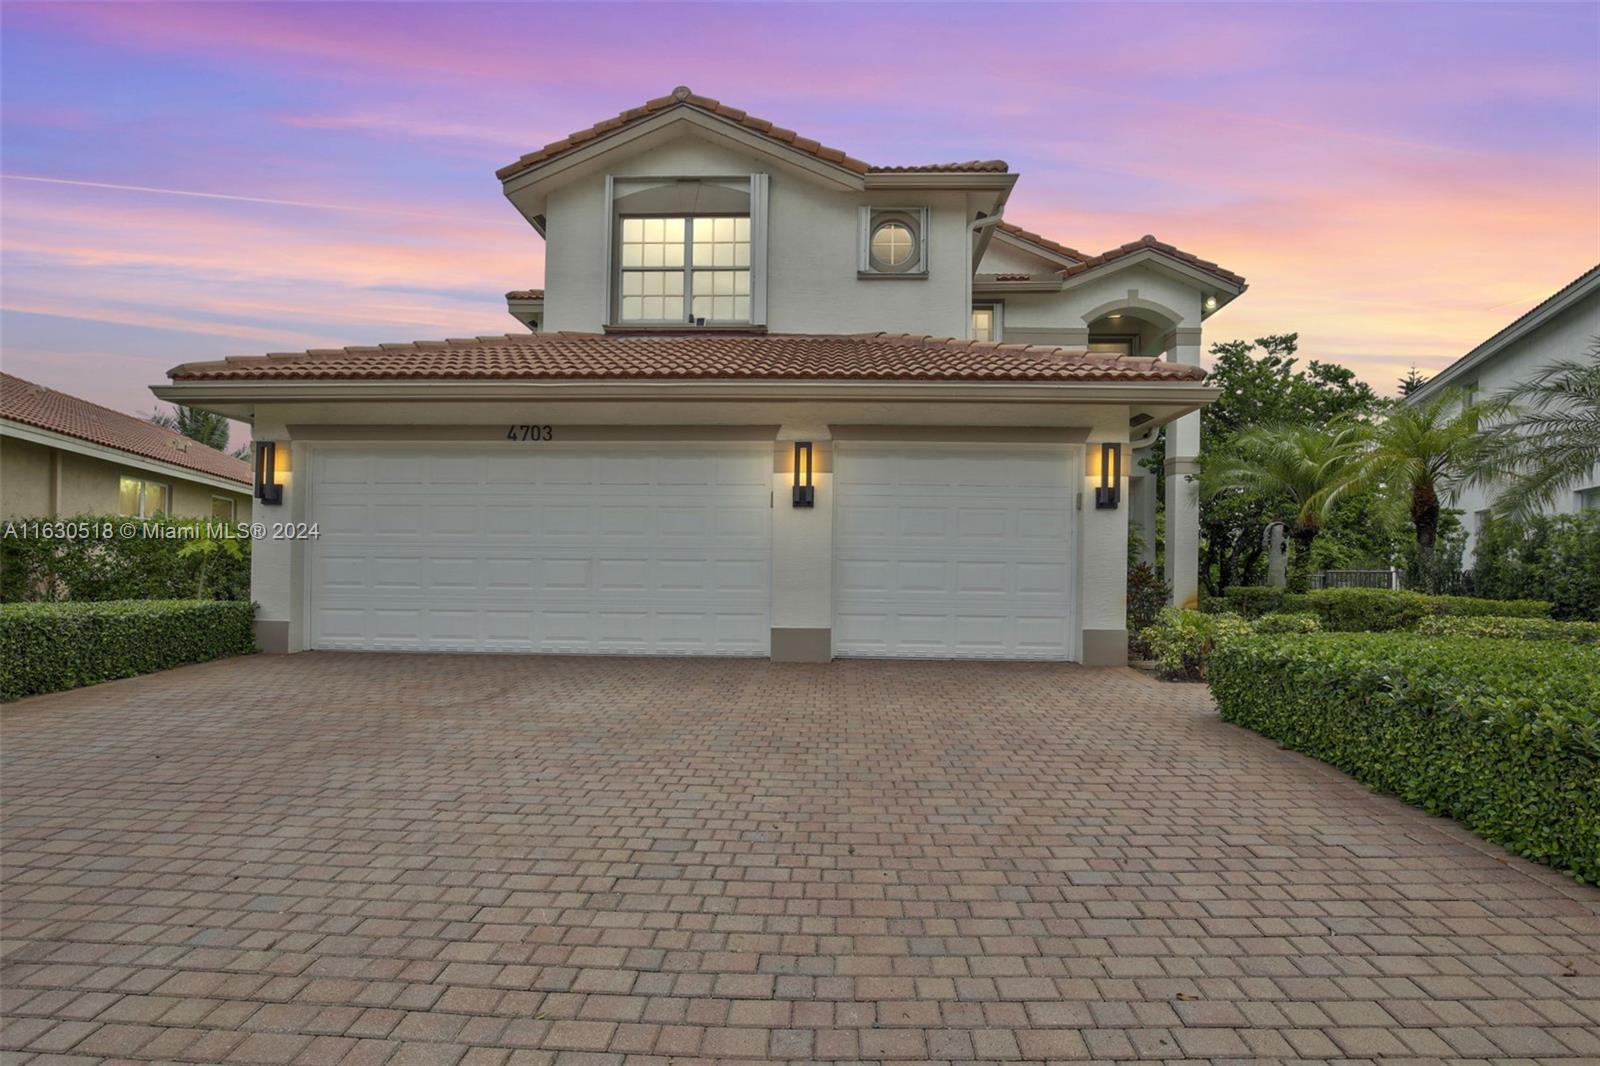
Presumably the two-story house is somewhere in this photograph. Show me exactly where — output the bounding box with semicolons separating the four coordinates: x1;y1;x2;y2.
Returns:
155;88;1245;663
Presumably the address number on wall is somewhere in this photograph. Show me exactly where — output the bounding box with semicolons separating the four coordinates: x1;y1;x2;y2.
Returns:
505;424;554;441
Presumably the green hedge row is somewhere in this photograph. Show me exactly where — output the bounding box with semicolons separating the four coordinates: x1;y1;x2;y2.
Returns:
1216;586;1550;630
1;514;250;603
1415;614;1600;645
0;600;256;701
1210;633;1600;883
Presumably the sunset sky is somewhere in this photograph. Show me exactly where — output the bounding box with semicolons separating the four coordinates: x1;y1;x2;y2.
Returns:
2;1;1597;445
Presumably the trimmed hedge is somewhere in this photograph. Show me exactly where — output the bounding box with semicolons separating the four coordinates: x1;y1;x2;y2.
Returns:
1254;611;1321;634
1414;614;1600;646
1218;586;1550;630
1210;633;1600;883
0;600;255;701
1;514;250;603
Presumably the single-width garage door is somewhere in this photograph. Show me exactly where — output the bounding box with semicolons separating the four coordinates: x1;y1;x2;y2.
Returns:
833;443;1076;660
308;444;770;655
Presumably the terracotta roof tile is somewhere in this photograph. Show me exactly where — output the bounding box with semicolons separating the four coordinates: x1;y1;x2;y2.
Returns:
498;87;872;180
1;373;251;485
505;289;544;300
995;221;1089;263
978;272;1045;283
167;333;1207;385
868;160;1010;173
497;88;1014;183
1063;234;1247;288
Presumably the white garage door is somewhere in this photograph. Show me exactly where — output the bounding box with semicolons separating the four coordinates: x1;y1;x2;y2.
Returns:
308;444;770;655
833;443;1076;660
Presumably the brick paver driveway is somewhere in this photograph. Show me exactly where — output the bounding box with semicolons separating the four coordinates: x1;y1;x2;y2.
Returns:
3;655;1598;1065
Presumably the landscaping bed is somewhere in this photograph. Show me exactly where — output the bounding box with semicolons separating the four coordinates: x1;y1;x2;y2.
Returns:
1;600;256;701
1209;632;1600;883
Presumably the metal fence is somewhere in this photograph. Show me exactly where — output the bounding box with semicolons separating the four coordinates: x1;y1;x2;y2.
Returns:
1312;568;1402;591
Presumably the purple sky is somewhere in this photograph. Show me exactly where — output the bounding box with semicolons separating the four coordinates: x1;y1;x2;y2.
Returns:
2;2;1597;446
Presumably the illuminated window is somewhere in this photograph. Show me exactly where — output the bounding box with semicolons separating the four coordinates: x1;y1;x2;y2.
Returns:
971;304;1001;342
1088;335;1138;357
119;476;169;517
617;215;749;323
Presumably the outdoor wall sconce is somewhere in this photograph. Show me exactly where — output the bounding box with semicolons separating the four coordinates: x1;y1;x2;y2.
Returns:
792;441;815;508
255;441;283;505
1090;442;1121;510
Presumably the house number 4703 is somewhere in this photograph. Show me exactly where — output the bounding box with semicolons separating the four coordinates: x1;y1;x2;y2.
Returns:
506;424;553;441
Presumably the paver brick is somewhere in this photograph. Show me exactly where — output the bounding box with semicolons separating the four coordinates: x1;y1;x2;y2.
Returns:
2;655;1597;1066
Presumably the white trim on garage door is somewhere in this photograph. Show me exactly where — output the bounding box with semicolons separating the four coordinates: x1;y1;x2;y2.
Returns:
832;442;1077;660
306;442;771;655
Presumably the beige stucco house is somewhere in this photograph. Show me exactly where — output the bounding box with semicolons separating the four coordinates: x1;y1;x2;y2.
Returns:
155;87;1245;663
1;373;252;521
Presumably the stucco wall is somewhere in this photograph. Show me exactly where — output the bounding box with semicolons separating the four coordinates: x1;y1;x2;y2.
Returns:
541;133;971;337
1443;293;1600;558
999;263;1205;340
0;436;252;520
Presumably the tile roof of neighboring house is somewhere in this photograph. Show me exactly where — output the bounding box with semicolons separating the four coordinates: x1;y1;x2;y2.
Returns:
497;87;1013;182
1062;234;1247;288
1;372;251;485
166;333;1208;385
995;221;1089;263
505;289;544;300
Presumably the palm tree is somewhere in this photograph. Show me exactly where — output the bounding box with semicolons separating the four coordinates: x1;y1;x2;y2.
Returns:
1358;388;1510;592
1478;344;1600;519
1203;422;1367;587
149;404;231;452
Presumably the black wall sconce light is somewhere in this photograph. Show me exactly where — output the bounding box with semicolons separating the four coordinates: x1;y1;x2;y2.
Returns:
792;441;815;508
1092;442;1122;510
255;441;283;505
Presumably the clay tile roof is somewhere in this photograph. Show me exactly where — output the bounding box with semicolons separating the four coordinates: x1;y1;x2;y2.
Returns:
978;273;1044;283
166;333;1208;385
1;372;251;485
867;160;1010;173
498;87;873;181
995;221;1089;263
1062;234;1247;288
505;289;544;300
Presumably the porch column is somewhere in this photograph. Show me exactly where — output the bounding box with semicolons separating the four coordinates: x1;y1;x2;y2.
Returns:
1165;330;1202;607
248;416;301;653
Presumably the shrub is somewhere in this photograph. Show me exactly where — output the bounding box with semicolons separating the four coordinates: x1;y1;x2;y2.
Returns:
1210;634;1600;883
0;515;250;603
1473;512;1600;621
1219;585;1287;619
0;600;255;701
1126;563;1171;659
1254;611;1321;634
1414;614;1600;646
1143;607;1252;680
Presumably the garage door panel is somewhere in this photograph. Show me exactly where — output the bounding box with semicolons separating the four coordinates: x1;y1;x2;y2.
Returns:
834;444;1075;661
310;444;771;656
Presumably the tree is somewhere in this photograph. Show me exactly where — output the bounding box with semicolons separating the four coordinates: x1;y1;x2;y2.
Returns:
1479;343;1600;519
1182;334;1381;593
149;404;231;452
1397;366;1429;397
1203;422;1367;589
1357;388;1510;592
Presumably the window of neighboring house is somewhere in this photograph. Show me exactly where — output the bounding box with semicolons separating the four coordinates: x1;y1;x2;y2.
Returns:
119;476;169;517
971;304;1001;342
617;215;750;324
1475;508;1493;538
1088;334;1140;357
1579;486;1600;511
212;496;236;521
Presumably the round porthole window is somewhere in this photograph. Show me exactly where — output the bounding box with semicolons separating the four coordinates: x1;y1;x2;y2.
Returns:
870;220;917;270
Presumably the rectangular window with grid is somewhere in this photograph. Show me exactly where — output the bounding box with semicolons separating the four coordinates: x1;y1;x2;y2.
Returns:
617;215;749;324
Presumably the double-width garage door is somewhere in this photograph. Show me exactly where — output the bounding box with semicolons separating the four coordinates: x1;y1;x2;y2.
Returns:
308;444;771;655
832;443;1077;660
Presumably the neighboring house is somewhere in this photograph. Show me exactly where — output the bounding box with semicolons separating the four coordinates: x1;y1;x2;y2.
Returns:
155;87;1245;663
1;373;252;521
1406;264;1600;561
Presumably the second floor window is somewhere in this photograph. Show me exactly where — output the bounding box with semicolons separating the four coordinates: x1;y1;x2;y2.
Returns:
618;215;750;324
